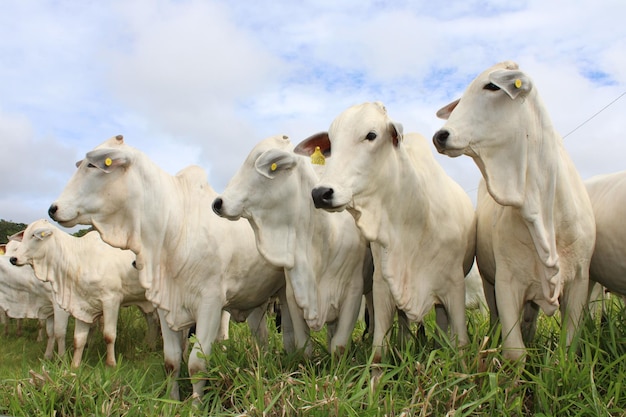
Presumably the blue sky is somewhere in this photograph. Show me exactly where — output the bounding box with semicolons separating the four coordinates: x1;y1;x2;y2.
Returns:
1;0;625;230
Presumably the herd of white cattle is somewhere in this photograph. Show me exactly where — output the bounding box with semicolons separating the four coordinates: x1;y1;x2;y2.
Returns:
2;61;625;403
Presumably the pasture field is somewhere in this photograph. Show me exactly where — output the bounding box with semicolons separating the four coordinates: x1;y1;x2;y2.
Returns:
1;298;626;416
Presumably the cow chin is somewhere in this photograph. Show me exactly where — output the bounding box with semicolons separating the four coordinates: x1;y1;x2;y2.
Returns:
443;148;465;158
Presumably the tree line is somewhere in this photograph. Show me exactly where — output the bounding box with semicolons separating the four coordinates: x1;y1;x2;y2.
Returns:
0;219;91;243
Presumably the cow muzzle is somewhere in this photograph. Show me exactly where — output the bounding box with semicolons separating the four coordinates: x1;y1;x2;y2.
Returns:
48;203;59;220
311;186;336;209
212;197;224;216
212;197;241;220
432;129;450;153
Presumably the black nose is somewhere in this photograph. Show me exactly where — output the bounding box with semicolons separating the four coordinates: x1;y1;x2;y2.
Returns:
212;198;223;215
9;257;18;266
311;187;334;209
432;129;450;152
48;204;58;220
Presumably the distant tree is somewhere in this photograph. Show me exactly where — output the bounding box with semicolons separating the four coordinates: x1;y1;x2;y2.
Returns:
73;227;94;237
0;219;92;242
0;219;28;244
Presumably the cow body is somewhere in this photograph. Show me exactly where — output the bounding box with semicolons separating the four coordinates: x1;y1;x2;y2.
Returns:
433;61;595;361
48;135;289;401
299;102;476;362
585;171;626;296
213;134;371;355
10;220;155;367
1;239;70;359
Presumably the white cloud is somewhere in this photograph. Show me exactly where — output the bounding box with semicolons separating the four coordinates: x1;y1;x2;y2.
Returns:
0;0;625;223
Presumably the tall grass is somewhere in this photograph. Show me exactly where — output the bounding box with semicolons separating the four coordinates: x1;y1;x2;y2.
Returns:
1;297;625;416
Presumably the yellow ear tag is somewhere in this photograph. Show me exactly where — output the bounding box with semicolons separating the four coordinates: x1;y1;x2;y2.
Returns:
514;79;522;89
105;157;113;167
270;162;278;172
311;146;325;165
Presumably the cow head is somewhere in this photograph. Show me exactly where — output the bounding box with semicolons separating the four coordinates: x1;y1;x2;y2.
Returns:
48;135;142;255
9;219;55;278
433;61;566;305
213;134;301;268
298;102;403;215
432;61;535;207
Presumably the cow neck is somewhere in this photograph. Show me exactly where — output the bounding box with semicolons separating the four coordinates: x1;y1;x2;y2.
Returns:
32;231;93;322
352;142;430;249
132;157;187;281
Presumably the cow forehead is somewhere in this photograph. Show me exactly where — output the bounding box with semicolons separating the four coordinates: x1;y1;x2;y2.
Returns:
329;104;388;144
468;60;519;89
244;135;292;165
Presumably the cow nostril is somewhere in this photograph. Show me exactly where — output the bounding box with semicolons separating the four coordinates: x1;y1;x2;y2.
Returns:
312;187;334;208
48;204;58;219
212;198;223;215
9;257;17;266
433;129;450;148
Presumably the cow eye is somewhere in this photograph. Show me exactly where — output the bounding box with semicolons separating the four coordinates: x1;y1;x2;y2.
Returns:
365;132;377;141
483;82;501;91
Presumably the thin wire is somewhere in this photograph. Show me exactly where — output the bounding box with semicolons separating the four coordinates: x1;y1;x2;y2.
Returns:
563;91;626;139
462;90;626;197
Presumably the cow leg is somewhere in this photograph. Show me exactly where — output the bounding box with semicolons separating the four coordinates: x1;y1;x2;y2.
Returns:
101;301;121;367
521;301;540;344
561;269;589;346
188;301;223;403
372;270;396;363
37;319;45;342
277;286;295;353
16;318;22;337
284;279;312;355
438;275;469;347
216;311;230;342
54;306;70;358
157;308;184;401
43;317;55;360
434;304;449;334
246;304;269;346
330;291;362;355
362;291;374;339
482;277;500;340
495;278;526;362
142;309;160;350
72;319;91;368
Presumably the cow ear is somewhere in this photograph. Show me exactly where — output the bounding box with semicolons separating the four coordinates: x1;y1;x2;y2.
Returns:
388;120;404;147
255;148;298;179
32;227;54;241
489;69;533;100
85;149;130;173
436;98;460;120
294;132;331;157
7;230;24;242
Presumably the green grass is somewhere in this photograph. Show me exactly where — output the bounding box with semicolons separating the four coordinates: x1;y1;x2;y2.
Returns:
1;298;625;416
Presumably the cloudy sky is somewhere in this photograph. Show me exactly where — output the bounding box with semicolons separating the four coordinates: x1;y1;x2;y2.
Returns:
1;0;625;232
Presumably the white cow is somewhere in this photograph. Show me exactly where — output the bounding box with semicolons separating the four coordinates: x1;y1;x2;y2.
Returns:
10;219;157;368
464;264;488;314
297;102;476;363
585;171;626;298
1;239;70;358
433;61;595;361
213;134;371;355
47;135;290;402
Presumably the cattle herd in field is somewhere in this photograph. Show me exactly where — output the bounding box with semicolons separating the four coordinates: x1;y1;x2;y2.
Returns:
2;60;626;404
